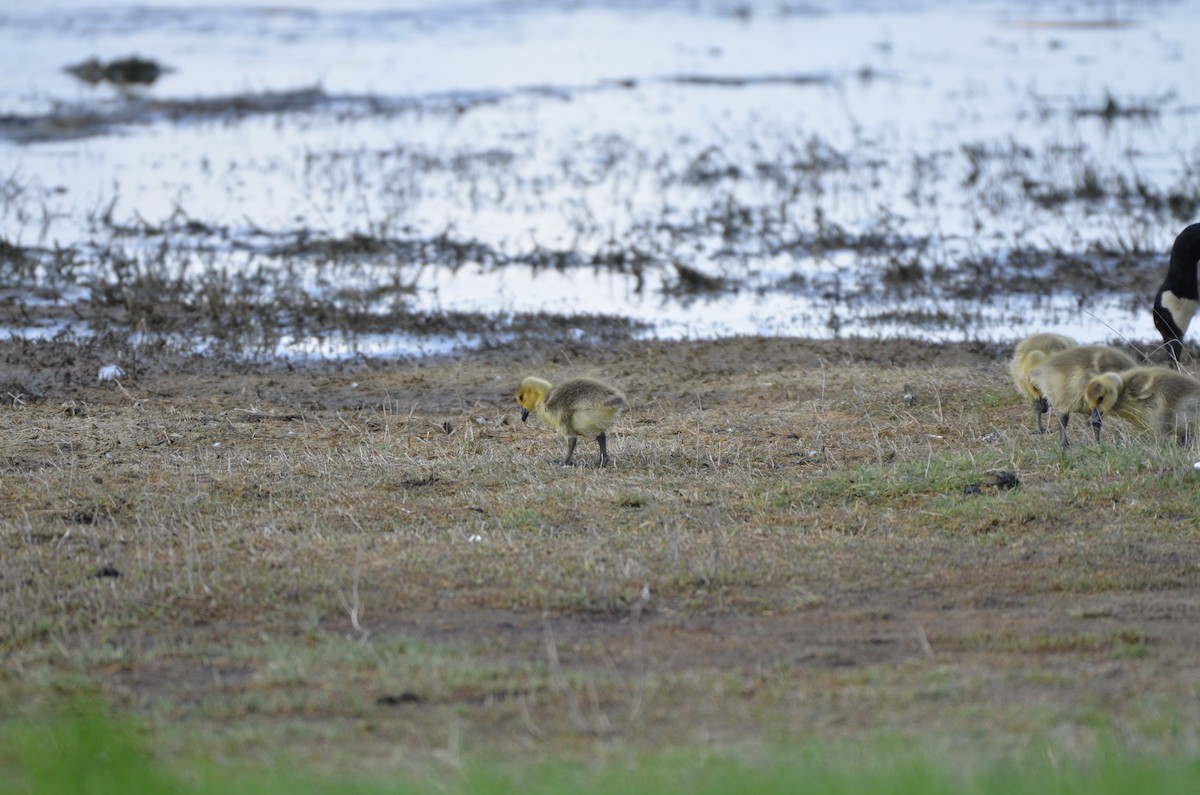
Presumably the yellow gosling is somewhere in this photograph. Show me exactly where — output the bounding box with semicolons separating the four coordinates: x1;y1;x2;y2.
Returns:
1028;345;1139;448
1084;366;1200;446
1009;332;1077;433
515;376;629;466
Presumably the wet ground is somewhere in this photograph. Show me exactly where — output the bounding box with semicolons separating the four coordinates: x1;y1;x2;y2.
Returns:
2;0;1199;358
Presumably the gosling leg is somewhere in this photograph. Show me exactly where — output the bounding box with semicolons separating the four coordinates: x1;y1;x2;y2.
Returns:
1058;413;1071;449
562;436;578;466
1090;408;1103;444
1034;397;1049;434
597;432;610;467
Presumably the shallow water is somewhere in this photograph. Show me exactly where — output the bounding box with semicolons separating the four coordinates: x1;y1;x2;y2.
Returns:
1;0;1198;357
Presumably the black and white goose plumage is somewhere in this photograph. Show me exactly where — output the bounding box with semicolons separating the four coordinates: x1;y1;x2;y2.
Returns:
1153;223;1200;367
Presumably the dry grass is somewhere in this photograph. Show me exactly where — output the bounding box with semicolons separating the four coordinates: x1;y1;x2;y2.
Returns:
2;335;1199;773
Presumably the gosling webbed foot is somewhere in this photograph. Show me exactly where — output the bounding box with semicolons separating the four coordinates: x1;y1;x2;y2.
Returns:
597;431;610;467
1058;413;1071;449
1034;397;1049;434
561;436;578;467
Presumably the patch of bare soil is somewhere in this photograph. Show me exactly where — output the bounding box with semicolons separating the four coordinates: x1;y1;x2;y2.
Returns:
0;333;1003;407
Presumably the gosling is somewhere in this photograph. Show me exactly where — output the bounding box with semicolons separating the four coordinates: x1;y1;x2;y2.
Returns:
1152;223;1200;367
515;376;629;467
1009;332;1077;433
1084;366;1200;446
1028;345;1139;448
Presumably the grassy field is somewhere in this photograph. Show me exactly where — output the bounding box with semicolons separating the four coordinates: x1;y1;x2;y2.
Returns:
5;703;1200;795
2;334;1199;788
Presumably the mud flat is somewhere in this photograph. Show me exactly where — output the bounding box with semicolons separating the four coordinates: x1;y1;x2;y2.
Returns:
3;1;1200;355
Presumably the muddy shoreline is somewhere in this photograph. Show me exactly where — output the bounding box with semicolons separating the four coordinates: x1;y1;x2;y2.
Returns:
0;333;1030;411
5;2;1199;355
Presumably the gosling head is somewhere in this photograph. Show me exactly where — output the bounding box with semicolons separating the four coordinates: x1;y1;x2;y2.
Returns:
1084;372;1124;427
514;377;553;423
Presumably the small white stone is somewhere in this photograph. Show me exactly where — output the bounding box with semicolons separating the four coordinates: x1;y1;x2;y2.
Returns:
98;364;125;381
1193;461;1200;471
468;533;484;543
213;442;222;448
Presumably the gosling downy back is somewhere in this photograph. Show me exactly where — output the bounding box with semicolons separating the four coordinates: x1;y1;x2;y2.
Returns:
1085;366;1200;443
1152;223;1200;367
1028;345;1140;447
1009;333;1077;432
542;378;629;438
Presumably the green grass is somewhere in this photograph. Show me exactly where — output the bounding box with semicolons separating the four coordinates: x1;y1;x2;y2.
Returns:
4;704;1199;795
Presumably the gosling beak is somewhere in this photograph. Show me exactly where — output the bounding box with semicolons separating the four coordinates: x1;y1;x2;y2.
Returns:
520;408;529;423
1090;408;1103;441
